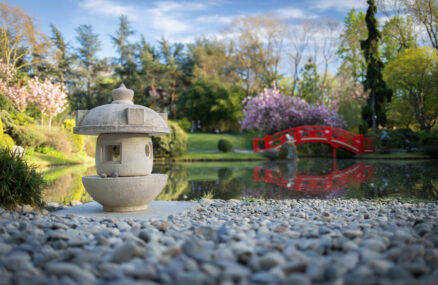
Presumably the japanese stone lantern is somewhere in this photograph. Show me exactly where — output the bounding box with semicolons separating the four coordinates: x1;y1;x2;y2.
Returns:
74;84;170;212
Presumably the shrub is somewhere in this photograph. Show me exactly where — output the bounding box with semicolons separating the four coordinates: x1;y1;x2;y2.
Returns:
152;121;188;157
0;134;15;149
0;93;17;114
0;148;44;209
43;131;73;154
10;112;35;126
62;119;84;153
62;118;75;132
11;125;45;148
218;138;233;153
420;132;438;157
84;136;97;157
0;111;45;148
177;118;191;132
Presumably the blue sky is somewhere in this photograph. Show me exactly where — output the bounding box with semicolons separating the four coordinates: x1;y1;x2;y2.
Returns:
13;0;367;60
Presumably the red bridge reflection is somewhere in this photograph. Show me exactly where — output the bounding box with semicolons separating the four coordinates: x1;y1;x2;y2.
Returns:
254;162;376;193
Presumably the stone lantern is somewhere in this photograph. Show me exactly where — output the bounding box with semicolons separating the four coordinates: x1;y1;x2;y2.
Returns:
74;84;170;212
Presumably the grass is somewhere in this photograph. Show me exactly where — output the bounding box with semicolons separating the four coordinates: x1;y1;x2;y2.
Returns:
187;133;254;152
24;148;94;167
177;132;265;161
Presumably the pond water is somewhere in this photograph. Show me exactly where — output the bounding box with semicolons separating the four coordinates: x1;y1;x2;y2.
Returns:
41;159;438;205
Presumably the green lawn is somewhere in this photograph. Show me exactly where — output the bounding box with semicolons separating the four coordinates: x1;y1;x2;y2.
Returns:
177;132;266;161
187;133;255;152
24;149;94;167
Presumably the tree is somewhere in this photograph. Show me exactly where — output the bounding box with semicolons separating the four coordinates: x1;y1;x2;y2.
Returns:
110;15;135;66
0;2;50;71
50;24;73;85
381;16;418;63
338;9;367;84
0;60;28;111
403;0;438;51
298;58;321;105
187;38;239;84
241;85;346;134
383;47;438;131
225;14;288;96
288;20;315;96
73;24;104;108
28;77;67;128
361;0;392;129
177;79;245;132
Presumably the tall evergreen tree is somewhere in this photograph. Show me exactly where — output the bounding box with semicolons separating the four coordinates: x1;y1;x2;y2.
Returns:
50;24;72;86
360;0;392;129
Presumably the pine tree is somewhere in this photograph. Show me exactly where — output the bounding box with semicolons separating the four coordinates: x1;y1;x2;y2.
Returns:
361;0;392;129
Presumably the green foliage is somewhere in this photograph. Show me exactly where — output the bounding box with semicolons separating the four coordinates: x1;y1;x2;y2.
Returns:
361;0;393;128
0;94;17;114
218;138;233;153
0;116;3;136
383;47;438;131
10;112;35;126
0;148;44;209
62;119;76;132
11;126;45;148
152;121;188;157
176;118;191;132
178;79;245;132
420;132;438;157
0;134;15;149
381;16;417;63
298;58;321;104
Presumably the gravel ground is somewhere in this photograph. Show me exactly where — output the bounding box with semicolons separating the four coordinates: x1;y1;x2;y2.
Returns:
1;199;438;285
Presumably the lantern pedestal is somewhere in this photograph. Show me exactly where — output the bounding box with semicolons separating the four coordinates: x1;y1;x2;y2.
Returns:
82;174;167;212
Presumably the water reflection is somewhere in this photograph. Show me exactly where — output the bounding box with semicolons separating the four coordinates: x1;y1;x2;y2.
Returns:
42;159;438;204
41;164;94;204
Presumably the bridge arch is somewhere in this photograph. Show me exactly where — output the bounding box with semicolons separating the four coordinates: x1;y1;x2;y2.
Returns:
253;125;375;156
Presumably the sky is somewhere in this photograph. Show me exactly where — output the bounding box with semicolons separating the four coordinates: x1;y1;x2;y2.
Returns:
12;0;369;68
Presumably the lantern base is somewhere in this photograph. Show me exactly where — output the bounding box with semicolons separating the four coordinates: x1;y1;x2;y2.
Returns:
82;174;167;212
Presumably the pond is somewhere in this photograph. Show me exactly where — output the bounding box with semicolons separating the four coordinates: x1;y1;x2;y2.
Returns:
41;159;438;205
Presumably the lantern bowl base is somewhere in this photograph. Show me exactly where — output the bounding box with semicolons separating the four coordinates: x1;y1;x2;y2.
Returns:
82;174;167;212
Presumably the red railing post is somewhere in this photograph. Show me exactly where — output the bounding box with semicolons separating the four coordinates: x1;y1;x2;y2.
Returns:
253;139;259;153
264;135;272;150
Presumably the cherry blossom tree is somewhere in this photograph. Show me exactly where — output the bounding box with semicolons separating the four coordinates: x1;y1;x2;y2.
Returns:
241;85;346;134
28;77;67;128
0;61;29;111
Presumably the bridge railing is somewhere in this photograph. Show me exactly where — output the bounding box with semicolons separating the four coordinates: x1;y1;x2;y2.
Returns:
253;125;376;154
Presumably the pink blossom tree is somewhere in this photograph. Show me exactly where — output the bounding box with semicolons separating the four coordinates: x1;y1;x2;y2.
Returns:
241;85;346;134
28;77;67;128
0;61;29;111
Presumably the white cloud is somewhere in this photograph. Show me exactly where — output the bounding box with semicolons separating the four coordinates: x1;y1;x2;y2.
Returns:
311;0;366;12
196;15;233;24
79;0;139;20
273;7;316;19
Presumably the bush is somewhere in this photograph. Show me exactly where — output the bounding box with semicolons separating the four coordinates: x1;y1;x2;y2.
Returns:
152;121;188;157
0;148;44;209
0;93;17;114
218;138;233;153
420;132;438;157
176;118;191;132
0;134;15;150
0;111;45;148
11;125;45;148
10;112;35;126
62;119;75;132
43;131;73;154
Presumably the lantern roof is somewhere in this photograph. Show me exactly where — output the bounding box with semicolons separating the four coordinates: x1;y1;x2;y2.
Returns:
73;84;170;136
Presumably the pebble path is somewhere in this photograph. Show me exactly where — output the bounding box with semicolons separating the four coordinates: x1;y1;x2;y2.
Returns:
1;199;438;284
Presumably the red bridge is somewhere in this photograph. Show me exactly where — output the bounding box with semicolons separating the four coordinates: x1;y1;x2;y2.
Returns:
254;162;376;193
253;125;376;157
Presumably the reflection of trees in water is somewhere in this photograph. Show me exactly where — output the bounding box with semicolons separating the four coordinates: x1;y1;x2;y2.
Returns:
356;162;438;200
155;164;189;200
42;165;94;204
